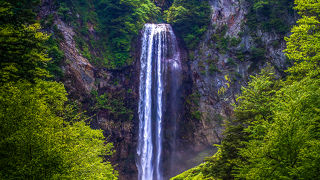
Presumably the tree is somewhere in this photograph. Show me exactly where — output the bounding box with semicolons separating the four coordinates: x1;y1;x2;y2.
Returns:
201;66;280;179
0;80;118;179
284;0;320;80
237;70;320;179
236;0;320;178
0;1;50;82
0;0;40;26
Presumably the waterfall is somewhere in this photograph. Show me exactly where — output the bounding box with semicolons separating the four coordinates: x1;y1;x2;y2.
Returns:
137;24;181;180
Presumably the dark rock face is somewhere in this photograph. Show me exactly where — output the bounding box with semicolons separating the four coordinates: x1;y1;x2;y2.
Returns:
186;0;294;152
96;67;140;180
55;19;96;101
153;0;173;9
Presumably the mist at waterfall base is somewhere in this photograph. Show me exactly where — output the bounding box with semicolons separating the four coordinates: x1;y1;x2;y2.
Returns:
136;24;183;180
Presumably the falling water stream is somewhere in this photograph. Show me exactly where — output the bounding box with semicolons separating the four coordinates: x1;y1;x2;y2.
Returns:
137;24;181;180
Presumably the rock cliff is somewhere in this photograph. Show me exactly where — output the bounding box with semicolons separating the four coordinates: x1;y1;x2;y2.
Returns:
184;0;293;148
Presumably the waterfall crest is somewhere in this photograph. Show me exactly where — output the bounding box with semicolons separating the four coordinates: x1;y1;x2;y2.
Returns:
137;23;181;180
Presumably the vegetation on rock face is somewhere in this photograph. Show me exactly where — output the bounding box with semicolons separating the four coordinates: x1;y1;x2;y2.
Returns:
48;0;210;69
0;1;117;179
165;0;211;49
173;0;320;179
95;0;160;68
153;0;174;9
52;0;160;69
92;90;134;121
246;0;294;34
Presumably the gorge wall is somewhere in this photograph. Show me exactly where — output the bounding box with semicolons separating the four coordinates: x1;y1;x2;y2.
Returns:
183;0;294;154
39;0;295;179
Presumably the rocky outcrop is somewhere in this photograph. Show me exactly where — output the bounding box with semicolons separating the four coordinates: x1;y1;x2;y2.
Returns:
39;0;96;99
186;0;294;151
55;19;96;100
57;20;140;179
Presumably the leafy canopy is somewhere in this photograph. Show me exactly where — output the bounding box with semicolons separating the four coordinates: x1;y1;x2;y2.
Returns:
165;0;211;49
0;80;118;179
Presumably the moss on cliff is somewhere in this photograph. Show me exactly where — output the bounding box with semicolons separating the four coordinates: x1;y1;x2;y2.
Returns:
165;0;211;49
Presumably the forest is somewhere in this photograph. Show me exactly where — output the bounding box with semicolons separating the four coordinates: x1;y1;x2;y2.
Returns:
0;0;319;179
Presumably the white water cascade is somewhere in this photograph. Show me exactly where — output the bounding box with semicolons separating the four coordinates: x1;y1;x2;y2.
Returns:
137;24;181;180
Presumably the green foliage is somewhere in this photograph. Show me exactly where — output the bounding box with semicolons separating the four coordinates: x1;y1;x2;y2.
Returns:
207;58;219;74
284;0;320;80
237;69;320;179
186;92;202;121
198;61;206;75
0;80;118;179
45;36;65;79
92;90;134;121
250;47;266;62
0;22;51;82
0;0;40;26
208;64;218;74
57;2;72;22
236;51;245;61
54;0;160;69
165;0;211;49
230;37;241;47
211;25;241;55
245;0;294;34
226;58;236;66
55;0;102;66
176;67;282;179
216;36;229;54
153;0;174;9
1;1;63;81
231;13;320;176
233;1;320;177
95;0;160;68
171;163;213;180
